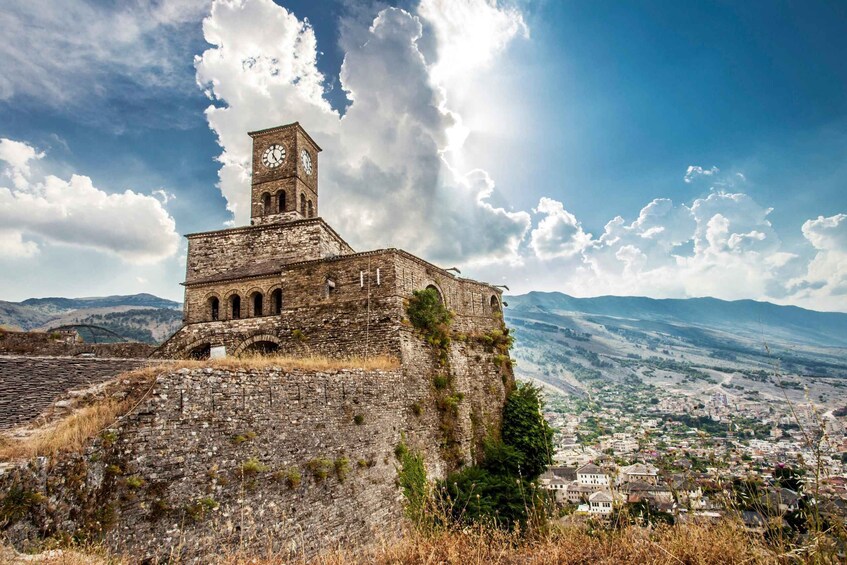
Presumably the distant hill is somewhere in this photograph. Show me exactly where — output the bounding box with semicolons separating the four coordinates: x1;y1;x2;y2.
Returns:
506;292;847;348
504;291;847;407
0;294;182;344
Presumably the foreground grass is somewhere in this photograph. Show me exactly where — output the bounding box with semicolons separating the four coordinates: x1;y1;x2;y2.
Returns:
0;520;781;564
0;354;399;461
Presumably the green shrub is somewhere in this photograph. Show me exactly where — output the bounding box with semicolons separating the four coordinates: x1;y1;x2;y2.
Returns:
291;329;307;342
241;458;269;475
396;442;427;522
433;375;449;390
410;402;423;416
406;288;452;349
273;467;302;489
334;457;351;481
231;430;257;445
124;475;145;489
307;458;333;481
354;414;365;425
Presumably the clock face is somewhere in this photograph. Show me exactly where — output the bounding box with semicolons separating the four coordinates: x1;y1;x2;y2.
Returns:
261;144;285;168
301;149;313;175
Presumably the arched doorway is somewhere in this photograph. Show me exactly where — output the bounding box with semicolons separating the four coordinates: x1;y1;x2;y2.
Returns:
425;284;444;303
242;340;280;356
187;343;211;360
490;295;501;313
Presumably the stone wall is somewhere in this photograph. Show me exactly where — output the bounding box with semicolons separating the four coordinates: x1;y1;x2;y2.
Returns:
168;249;504;359
184;219;354;287
0;356;149;429
0;331;154;358
0;335;512;560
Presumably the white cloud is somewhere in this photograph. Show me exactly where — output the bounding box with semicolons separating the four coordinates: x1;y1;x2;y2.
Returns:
787;214;847;310
0;138;180;263
530;197;592;259
196;0;529;265
684;165;719;183
0;0;209;126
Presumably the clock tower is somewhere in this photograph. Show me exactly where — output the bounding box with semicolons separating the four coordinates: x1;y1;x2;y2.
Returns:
249;122;321;225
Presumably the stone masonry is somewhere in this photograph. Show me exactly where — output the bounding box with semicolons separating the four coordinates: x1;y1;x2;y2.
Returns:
0;357;148;429
0;331;511;559
158;121;504;360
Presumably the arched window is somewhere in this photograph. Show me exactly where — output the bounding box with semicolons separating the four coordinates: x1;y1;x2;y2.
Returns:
300;194;306;216
307;199;314;218
261;192;271;215
230;295;241;319
271;288;282;314
209;296;219;321
490;295;501;312
277;191;286;213
425;284;443;304
251;292;263;317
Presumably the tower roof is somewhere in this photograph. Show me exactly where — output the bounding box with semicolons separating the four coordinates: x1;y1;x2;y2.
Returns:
248;121;323;151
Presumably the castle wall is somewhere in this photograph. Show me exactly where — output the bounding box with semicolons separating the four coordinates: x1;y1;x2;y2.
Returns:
0;356;149;429
0;334;511;560
170;250;504;359
184;219;354;286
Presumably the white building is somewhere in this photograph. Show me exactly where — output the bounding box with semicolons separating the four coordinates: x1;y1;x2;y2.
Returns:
588;491;614;515
577;463;609;491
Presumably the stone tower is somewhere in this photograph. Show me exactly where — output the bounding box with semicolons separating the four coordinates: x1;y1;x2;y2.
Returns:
249;122;321;225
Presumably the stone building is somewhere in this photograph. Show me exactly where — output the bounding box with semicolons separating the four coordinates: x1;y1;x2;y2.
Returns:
157;122;504;359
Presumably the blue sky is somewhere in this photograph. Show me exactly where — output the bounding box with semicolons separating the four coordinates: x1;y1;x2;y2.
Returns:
0;0;845;312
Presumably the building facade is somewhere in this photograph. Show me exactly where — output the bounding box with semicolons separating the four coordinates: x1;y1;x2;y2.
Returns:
156;123;505;359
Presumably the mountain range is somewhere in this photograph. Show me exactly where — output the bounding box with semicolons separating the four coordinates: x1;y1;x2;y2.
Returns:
0;294;183;344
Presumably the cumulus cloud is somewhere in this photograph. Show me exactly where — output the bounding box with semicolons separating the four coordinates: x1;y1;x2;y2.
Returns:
0;138;179;263
525;188;841;307
196;0;529;265
530;197;592;259
788;214;847;310
684;165;719;183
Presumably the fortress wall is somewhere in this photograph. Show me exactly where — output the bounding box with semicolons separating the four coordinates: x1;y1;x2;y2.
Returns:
0;356;149;429
0;335;510;560
183;249;400;324
185;219;353;285
162;297;404;359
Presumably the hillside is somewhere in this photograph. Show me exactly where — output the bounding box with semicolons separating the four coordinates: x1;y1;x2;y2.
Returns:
504;291;847;408
0;294;182;344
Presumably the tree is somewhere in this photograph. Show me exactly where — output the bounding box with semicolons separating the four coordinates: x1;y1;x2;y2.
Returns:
501;381;554;481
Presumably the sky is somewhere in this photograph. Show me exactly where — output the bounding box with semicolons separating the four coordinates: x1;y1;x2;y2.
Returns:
0;0;845;312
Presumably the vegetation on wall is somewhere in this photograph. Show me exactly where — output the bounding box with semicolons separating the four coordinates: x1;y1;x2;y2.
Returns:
398;382;554;532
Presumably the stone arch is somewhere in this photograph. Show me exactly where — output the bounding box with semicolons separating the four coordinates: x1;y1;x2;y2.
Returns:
233;334;281;357
183;339;211;360
269;287;283;314
205;292;221;321
424;283;444;304
261;192;271;215
276;190;286;213
300;193;307;216
247;288;264;317
489;294;501;313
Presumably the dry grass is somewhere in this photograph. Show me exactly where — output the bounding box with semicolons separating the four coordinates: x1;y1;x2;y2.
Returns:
0;519;803;564
187;354;401;372
308;521;777;565
0;400;128;461
0;354;399;462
